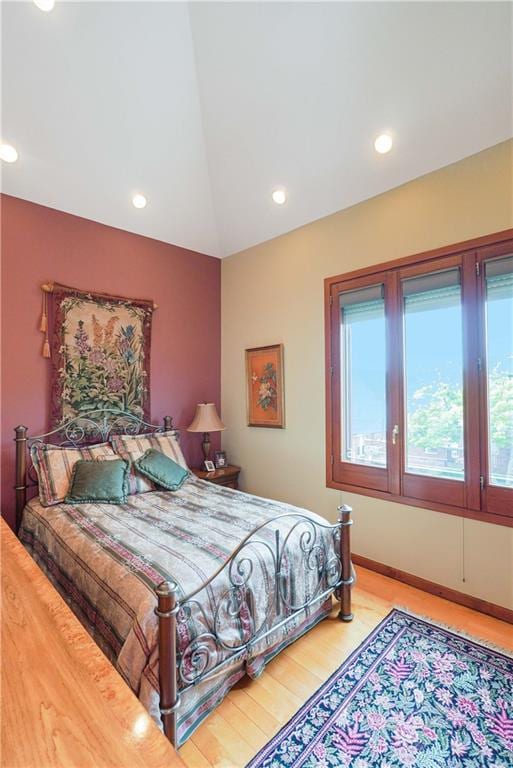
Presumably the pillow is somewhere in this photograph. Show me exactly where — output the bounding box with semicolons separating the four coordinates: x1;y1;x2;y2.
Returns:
134;449;189;491
31;442;118;506
65;459;129;504
111;430;188;494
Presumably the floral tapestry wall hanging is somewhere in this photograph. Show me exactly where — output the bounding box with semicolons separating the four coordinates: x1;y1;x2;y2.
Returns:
43;283;155;427
245;344;285;428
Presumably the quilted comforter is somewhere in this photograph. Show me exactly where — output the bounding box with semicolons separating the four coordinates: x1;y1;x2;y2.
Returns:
20;475;337;744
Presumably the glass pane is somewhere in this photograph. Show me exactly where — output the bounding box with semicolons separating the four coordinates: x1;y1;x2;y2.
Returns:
403;270;464;480
340;288;386;467
485;257;513;488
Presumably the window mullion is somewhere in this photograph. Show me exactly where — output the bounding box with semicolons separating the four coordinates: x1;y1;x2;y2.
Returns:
385;272;402;495
462;251;482;511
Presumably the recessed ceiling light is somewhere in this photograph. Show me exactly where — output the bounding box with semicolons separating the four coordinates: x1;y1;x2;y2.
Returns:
374;134;393;154
132;194;147;209
34;0;55;11
0;143;18;163
272;188;287;205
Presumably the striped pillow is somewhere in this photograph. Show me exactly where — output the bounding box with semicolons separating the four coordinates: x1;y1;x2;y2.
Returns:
110;431;188;494
31;442;118;506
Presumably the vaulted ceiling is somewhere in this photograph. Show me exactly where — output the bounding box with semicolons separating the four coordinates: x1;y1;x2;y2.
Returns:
2;2;512;257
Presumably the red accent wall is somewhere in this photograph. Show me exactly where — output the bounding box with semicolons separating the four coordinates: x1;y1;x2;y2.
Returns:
1;194;221;529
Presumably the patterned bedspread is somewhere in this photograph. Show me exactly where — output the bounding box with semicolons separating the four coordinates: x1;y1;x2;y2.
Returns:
20;476;337;744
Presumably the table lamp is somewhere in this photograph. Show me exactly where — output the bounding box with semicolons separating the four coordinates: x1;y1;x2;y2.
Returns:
187;403;225;467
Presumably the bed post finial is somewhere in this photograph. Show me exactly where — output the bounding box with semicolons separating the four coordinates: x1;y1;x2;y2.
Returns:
14;425;28;534
155;580;179;746
163;415;173;431
337;504;354;622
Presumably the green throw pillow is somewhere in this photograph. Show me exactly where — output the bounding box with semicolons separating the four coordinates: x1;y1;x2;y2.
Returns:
65;459;129;504
134;448;189;491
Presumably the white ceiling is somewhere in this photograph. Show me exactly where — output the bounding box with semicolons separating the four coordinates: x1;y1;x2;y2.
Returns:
2;2;512;258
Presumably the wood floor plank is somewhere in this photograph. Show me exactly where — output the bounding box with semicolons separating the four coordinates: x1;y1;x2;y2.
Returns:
213;698;268;751
179;740;212;768
226;688;280;734
242;671;302;722
190;713;254;768
180;566;513;767
265;653;324;700
281;633;339;677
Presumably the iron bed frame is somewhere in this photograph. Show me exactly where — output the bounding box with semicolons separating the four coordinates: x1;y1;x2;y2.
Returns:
14;409;354;747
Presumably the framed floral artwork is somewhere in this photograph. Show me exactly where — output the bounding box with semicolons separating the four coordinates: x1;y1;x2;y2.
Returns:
245;344;285;428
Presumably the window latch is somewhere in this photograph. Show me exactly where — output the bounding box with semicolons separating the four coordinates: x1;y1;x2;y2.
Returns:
392;424;399;445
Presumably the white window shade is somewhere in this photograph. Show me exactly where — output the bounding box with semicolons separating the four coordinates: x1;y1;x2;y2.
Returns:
486;255;513;301
403;268;461;313
340;285;384;321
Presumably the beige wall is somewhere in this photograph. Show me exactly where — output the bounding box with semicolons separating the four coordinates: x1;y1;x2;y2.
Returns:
221;140;513;610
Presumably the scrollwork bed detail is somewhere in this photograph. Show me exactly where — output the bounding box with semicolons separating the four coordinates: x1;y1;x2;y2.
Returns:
14;409;174;532
155;506;354;745
14;409;354;748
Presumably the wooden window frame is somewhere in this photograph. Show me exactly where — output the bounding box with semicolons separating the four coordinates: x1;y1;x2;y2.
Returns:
398;253;467;510
325;228;513;528
330;271;391;493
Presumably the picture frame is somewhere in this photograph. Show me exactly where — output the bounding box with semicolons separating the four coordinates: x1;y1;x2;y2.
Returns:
245;343;285;428
214;450;227;468
204;460;216;472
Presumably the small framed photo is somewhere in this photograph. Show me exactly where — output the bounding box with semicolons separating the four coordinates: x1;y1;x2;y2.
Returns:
204;460;216;472
214;450;227;468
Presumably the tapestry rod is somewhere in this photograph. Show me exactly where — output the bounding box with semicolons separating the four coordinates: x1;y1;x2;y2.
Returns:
40;282;158;310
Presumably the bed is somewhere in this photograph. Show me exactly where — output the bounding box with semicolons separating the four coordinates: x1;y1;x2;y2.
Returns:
14;409;354;747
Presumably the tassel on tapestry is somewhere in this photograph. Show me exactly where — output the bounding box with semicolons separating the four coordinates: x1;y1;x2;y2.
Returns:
40;284;52;358
39;291;47;332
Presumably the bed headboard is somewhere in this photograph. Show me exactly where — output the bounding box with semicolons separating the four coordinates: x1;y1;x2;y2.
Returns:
14;409;176;533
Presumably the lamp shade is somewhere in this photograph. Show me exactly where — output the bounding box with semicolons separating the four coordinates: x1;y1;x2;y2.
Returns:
187;403;225;433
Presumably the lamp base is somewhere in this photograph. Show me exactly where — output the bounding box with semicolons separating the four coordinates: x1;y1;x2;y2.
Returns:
201;432;211;465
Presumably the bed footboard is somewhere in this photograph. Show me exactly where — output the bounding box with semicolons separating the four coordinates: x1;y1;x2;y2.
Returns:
155;504;354;746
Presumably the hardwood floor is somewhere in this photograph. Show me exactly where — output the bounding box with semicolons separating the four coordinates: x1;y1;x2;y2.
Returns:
178;565;513;768
1;520;185;768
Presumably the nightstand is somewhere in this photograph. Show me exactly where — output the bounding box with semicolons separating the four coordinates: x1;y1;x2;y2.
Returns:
192;465;241;490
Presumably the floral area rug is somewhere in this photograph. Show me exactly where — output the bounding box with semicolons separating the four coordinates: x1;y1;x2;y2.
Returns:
246;609;513;768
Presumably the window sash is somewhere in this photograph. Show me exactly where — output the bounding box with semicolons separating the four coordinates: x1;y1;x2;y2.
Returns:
402;274;465;485
399;258;466;508
340;290;387;469
482;254;513;499
330;274;392;493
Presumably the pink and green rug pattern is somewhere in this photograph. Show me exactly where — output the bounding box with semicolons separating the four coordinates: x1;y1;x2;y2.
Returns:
247;609;513;768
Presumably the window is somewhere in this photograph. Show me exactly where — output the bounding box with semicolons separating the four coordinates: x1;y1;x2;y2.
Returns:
326;231;513;526
403;269;464;481
340;285;386;468
484;256;513;490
